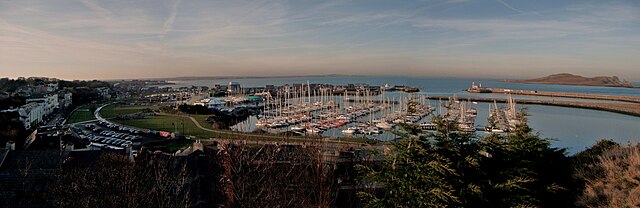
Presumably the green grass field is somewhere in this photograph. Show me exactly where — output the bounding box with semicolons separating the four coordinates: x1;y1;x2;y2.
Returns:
67;107;96;124
101;105;159;119
190;114;213;128
117;115;221;139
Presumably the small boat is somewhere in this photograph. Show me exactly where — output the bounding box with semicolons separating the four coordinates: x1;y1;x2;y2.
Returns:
307;128;323;134
392;119;404;124
256;121;267;127
364;127;382;135
376;122;394;130
382;84;395;91
342;129;356;134
484;126;506;134
291;126;305;132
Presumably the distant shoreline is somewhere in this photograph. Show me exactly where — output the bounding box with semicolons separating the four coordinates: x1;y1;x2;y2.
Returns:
503;73;640;89
502;80;640;89
159;74;359;81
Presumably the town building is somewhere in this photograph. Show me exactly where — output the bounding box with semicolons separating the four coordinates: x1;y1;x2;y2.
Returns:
193;98;226;109
26;94;59;116
227;81;241;94
0;102;44;130
97;87;111;99
47;83;58;92
58;92;73;108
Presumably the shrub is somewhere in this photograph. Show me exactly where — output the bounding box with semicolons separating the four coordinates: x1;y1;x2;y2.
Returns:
578;144;640;207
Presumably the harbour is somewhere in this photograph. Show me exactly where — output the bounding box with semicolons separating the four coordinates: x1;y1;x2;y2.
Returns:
160;76;639;154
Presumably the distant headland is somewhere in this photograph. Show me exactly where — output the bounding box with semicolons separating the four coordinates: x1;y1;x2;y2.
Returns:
504;73;638;88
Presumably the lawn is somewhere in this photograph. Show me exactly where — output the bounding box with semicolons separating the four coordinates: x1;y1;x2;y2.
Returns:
101;105;159;119
190;114;213;128
66;107;96;124
116;115;221;139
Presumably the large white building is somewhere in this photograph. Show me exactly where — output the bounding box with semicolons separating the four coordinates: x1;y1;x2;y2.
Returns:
20;102;44;129
26;94;59;116
193;98;226;109
1;102;44;130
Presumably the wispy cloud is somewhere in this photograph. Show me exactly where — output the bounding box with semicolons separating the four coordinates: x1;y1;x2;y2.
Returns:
76;0;112;19
495;0;525;14
411;18;609;38
162;0;181;36
1;0;640;80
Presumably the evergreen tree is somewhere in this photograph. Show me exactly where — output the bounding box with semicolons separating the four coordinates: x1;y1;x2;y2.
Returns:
359;111;572;207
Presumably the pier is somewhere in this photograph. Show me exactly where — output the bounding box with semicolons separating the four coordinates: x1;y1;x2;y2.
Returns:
428;96;640;117
479;88;640;104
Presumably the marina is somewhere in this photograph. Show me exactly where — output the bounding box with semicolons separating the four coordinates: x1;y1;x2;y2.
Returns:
253;82;433;138
162;76;639;153
225;81;536;140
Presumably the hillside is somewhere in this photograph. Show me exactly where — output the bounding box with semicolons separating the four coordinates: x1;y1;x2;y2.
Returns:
506;73;635;88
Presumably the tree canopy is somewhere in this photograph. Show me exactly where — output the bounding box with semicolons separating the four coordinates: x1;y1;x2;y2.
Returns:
359;113;572;207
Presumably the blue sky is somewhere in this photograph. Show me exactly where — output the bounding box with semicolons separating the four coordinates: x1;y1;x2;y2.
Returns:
1;0;639;81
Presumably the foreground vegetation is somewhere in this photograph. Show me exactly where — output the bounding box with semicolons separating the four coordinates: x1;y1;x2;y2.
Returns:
145;138;196;153
5;110;639;207
99;106;640;207
357;114;640;207
359;115;572;207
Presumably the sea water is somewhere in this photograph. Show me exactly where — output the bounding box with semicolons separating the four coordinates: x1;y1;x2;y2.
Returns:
160;75;640;154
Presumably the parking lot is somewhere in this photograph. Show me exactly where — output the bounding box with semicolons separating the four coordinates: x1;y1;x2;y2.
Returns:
71;120;170;152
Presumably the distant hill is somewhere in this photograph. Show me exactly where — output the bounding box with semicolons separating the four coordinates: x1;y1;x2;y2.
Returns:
506;73;636;88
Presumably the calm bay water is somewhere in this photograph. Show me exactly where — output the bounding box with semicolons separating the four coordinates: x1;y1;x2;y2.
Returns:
163;76;640;154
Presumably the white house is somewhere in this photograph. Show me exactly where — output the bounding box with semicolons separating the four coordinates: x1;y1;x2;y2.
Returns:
26;94;59;116
1;102;44;129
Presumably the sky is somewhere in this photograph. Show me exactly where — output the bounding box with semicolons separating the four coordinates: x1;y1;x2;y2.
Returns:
1;0;639;81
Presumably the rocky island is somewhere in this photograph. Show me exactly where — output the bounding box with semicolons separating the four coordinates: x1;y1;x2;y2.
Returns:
505;73;636;88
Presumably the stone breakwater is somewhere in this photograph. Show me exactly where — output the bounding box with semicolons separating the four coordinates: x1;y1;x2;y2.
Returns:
428;96;640;117
487;88;640;104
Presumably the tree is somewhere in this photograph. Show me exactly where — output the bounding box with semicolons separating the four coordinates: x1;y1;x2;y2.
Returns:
50;153;193;208
219;143;337;207
477;118;572;207
359;112;573;207
358;116;476;207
